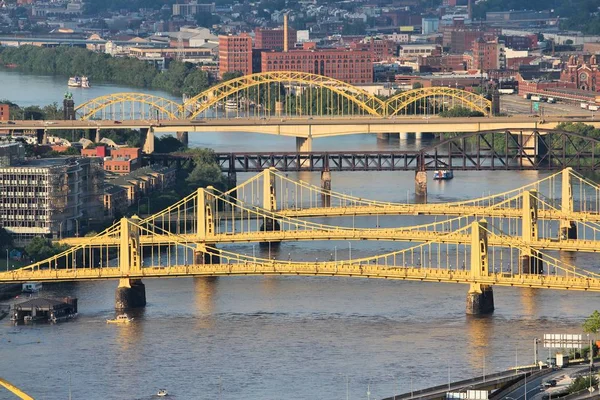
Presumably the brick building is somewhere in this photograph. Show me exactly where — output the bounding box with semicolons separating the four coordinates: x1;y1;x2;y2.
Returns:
261;48;373;84
254;27;296;50
560;55;600;92
473;39;506;71
350;38;395;62
0;104;9;121
219;34;253;77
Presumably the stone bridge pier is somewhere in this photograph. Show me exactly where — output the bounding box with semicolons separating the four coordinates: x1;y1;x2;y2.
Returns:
466;219;495;315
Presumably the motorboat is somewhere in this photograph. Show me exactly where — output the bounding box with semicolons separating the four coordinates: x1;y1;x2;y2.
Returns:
433;170;454;180
106;314;133;324
81;76;90;88
68;76;81;87
157;389;168;397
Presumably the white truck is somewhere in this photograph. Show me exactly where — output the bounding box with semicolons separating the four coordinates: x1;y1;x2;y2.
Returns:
589;105;600;111
498;88;514;95
581;103;589;109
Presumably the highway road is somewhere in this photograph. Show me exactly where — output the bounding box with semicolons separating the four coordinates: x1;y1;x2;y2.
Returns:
503;364;597;400
500;95;588;116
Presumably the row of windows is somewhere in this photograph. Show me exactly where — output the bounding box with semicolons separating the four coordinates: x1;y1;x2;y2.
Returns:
264;54;371;61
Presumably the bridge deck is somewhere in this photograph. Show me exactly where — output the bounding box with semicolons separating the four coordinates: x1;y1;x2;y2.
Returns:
1;264;600;292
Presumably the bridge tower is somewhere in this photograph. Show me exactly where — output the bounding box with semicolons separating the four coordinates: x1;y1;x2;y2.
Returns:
321;169;332;207
263;168;277;212
520;190;543;274
414;153;427;198
560;168;577;240
115;217;146;309
195;187;219;264
466;219;494;315
261;168;281;249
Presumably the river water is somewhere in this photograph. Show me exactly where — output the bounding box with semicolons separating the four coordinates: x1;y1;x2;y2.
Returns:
0;68;598;400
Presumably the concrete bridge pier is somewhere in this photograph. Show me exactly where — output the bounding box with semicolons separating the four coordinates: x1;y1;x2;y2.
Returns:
466;283;495;315
296;136;313;152
321;169;332;207
35;129;46;145
376;133;390;141
115;278;146;309
415;171;427;198
176;131;189;147
142;128;154;154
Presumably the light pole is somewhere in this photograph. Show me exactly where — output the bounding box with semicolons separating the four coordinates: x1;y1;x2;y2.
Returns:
347;242;352;260
68;371;72;400
252;244;256;258
5;249;8;272
59;221;63;240
334;246;337;262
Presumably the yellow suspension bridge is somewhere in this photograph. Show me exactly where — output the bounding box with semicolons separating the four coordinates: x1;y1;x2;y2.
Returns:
2;167;600;314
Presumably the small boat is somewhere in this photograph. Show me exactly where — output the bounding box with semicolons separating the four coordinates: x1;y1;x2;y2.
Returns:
106;314;133;324
433;170;454;180
68;76;81;87
81;76;90;88
157;389;168;397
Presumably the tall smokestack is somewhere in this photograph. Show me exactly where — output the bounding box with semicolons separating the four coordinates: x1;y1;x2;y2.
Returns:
284;13;289;52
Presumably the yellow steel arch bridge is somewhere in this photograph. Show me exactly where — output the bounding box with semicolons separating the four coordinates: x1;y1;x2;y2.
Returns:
74;72;492;120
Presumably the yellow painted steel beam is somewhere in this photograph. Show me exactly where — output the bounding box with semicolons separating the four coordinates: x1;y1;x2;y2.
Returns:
75;93;183;120
57;231;600;253
1;263;600;293
279;207;600;221
0;378;35;400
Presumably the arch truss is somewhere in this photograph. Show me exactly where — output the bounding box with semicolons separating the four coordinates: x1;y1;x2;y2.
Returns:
75;93;183;121
72;73;493;121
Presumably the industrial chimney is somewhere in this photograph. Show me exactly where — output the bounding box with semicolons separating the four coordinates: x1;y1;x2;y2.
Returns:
284;13;289;52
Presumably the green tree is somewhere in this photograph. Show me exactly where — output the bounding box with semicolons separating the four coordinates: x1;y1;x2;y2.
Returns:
0;227;13;250
568;375;599;394
25;237;68;262
155;135;185;153
583;310;600;334
182;69;211;97
221;71;243;82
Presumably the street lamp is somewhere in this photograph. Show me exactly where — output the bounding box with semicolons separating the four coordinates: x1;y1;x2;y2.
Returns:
5;249;8;272
334;246;337;262
347;241;352;260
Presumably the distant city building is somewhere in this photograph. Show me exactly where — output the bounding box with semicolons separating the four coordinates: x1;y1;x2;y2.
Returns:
296;30;310;43
261;48;374;84
254;27;296;51
486;10;551;22
351;38;396;62
398;44;441;58
172;1;215;16
473;39;506;71
561;55;600;92
219;34;253;77
422;18;440;35
0;145;104;242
